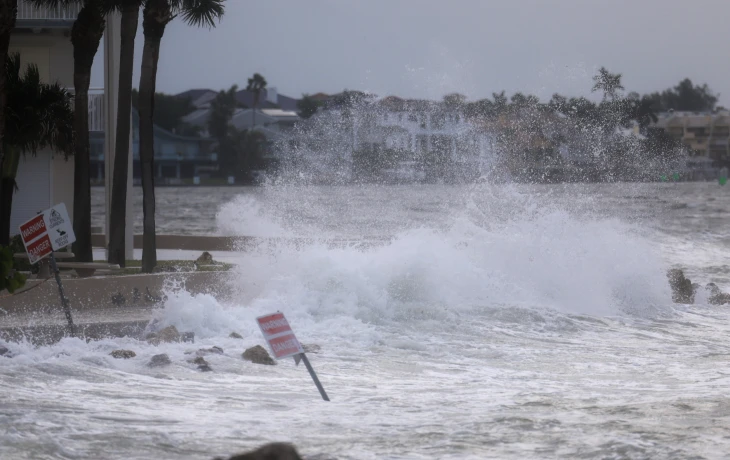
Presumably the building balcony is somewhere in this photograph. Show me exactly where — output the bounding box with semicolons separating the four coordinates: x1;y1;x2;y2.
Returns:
15;0;79;29
66;88;105;132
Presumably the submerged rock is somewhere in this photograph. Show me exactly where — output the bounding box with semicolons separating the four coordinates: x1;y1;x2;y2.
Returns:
181;331;195;343
148;353;171;367
196;251;214;265
229;332;243;339
242;345;276;365
0;346;11;358
110;349;136;359
302;344;321;354
707;282;730;305
147;326;181;345
667;269;694;304
190;356;213;372
221;442;303;460
198;346;224;355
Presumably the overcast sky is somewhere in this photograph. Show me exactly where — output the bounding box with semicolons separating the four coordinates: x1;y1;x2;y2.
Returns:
91;0;730;106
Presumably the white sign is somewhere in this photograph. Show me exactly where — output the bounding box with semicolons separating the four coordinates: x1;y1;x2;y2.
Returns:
18;203;75;263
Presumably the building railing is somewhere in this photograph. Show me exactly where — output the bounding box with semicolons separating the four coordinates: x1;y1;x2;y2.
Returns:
16;0;80;21
66;88;105;132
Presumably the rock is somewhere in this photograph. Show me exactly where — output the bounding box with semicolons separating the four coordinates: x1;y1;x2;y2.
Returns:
196;251;214;265
667;269;694;304
0;346;11;358
181;331;195;343
242;345;276;365
229;332;243;339
224;443;303;460
198;346;224;355
157;325;181;343
110;349;136;359
111;292;125;305
302;344;321;354
148;353;171;367
190;356;213;372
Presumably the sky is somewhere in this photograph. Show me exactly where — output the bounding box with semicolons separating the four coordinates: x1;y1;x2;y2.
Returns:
91;0;730;106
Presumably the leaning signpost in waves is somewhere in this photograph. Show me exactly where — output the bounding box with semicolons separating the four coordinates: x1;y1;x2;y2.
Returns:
256;312;330;401
18;203;76;334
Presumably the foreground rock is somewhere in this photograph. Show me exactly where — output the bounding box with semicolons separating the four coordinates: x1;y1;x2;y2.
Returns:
0;346;11;358
147;325;181;345
229;332;243;339
668;269;694;304
216;442;303;460
704;283;730;305
148;353;171;367
110;349;136;359
242;345;276;365
190;356;212;372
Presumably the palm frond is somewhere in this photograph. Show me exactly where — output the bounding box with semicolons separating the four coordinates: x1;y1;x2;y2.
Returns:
176;0;224;28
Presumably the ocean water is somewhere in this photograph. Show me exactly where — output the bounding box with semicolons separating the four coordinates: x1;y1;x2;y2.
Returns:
4;182;730;459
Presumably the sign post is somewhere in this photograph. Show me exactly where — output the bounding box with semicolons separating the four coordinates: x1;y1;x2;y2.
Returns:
19;204;77;335
256;312;330;401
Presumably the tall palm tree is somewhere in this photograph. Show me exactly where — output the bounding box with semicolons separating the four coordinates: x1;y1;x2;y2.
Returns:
107;0;142;266
0;0;18;203
32;0;111;263
1;53;75;245
591;67;624;102
246;72;266;129
138;0;224;273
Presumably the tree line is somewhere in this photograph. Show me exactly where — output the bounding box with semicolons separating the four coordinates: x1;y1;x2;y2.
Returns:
0;0;225;273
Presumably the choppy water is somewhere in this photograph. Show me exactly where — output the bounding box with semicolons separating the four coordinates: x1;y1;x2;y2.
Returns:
4;181;730;459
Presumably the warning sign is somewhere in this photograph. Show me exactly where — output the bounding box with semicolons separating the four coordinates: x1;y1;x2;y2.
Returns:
18;203;76;263
256;312;304;359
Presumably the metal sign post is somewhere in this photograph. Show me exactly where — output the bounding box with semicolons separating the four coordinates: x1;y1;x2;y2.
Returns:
257;312;330;401
48;252;75;334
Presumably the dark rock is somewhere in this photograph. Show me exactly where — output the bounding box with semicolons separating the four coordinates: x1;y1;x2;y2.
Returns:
190;356;213;372
229;332;243;339
224;443;303;460
0;346;10;358
196;251;214;265
132;287;141;303
148;353;171;367
181;331;195;343
242;345;276;365
667;269;694;304
110;349;136;359
303;344;321;354
145;287;163;303
198;346;224;355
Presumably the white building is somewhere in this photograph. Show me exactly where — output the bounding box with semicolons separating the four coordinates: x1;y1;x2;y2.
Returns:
10;1;132;258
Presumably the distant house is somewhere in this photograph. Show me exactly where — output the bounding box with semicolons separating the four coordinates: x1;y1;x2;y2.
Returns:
178;87;300;112
89;109;216;183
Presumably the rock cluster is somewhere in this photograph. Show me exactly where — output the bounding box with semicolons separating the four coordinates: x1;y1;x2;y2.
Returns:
667;269;730;305
242;345;276;365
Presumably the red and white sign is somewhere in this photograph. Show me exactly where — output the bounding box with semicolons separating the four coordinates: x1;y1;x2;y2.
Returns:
256;312;304;359
18;203;75;264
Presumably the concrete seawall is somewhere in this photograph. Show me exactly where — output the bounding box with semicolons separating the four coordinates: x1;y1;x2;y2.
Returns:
0;271;233;346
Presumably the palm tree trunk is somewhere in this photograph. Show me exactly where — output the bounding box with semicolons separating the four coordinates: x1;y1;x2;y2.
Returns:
108;2;140;266
0;0;18;240
0;145;20;246
70;3;105;263
138;0;170;273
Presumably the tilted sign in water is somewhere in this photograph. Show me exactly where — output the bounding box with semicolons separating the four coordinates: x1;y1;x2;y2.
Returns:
257;312;330;401
18;203;76;333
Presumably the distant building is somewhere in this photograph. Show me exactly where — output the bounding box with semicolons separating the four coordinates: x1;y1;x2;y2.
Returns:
650;110;730;162
89;109;216;183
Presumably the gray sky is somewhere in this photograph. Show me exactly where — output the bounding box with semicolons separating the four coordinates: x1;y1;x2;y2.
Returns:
92;0;730;106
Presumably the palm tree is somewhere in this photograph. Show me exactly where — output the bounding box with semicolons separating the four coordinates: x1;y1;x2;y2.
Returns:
591;67;624;101
0;0;19;195
107;0;142;267
1;53;75;245
246;72;266;129
31;0;110;263
137;0;224;273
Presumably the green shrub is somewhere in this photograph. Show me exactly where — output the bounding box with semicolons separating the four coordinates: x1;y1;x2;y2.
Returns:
0;245;27;293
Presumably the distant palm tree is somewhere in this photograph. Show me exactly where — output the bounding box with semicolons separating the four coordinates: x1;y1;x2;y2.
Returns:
246;72;267;129
137;0;224;273
592;67;624;101
1;54;75;245
108;0;143;267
